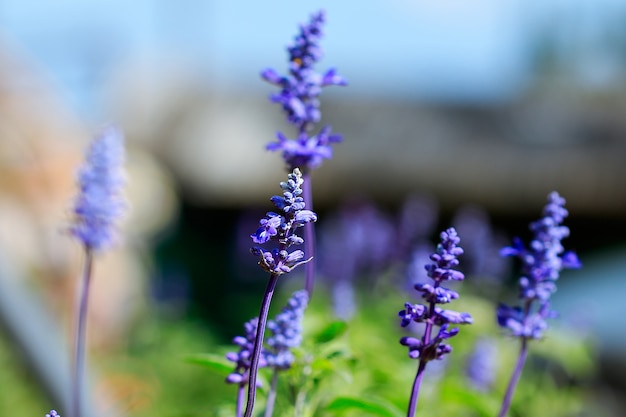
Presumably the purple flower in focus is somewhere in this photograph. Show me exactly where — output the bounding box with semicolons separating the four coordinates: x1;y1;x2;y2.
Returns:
71;126;125;251
262;10;346;172
226;318;268;386
251;169;317;276
398;228;472;417
497;191;581;339
261;10;346;131
266;290;309;369
251;213;282;244
267;127;342;171
46;411;61;417
399;228;472;362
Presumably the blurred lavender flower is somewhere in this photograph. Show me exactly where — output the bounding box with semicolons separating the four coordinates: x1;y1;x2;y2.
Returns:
264;290;309;417
466;337;498;392
497;191;581;339
398;228;472;417
71;126;125;251
69;126;126;417
396;194;439;261
318;199;395;318
226;318;268;386
452;204;509;281
496;191;581;417
266;289;309;369
226;318;268;417
331;279;357;321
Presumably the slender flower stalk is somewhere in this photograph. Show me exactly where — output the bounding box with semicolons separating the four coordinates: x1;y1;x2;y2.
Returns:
496;191;581;417
243;169;317;417
261;9;346;298
398;228;472;417
69;126;125;417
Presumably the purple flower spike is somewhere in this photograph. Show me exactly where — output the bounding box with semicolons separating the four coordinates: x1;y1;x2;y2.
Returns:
398;228;472;417
266;290;309;369
496;191;581;417
497;191;581;339
250;169;317;276
46;411;61;417
71;126;125;251
262;10;346;172
226;318;268;386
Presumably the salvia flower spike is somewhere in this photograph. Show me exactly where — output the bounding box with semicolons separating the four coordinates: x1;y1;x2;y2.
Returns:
496;191;581;417
262;10;345;172
265;289;309;369
71;125;125;251
264;290;309;417
70;126;126;417
262;10;346;297
398;227;472;417
226;318;268;417
261;10;346;140
243;168;316;417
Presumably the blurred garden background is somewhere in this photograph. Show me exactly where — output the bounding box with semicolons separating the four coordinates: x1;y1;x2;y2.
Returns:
1;0;626;416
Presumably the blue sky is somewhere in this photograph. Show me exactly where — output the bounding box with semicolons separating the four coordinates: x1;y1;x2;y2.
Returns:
0;0;623;118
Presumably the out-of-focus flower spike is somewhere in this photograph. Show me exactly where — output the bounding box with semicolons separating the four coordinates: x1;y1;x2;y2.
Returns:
71;126;125;251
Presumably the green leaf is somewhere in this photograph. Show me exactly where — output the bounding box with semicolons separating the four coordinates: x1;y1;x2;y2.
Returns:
314;321;348;344
325;396;404;417
185;353;232;375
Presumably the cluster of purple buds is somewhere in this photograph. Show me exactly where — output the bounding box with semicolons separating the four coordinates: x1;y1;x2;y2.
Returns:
265;290;309;369
497;191;581;339
45;411;61;417
399;228;472;362
261;9;346;172
70;126;125;251
225;318;268;385
250;168;317;275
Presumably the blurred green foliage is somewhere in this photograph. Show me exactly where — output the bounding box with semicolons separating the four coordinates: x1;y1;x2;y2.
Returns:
0;330;50;415
190;282;605;417
0;279;608;417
